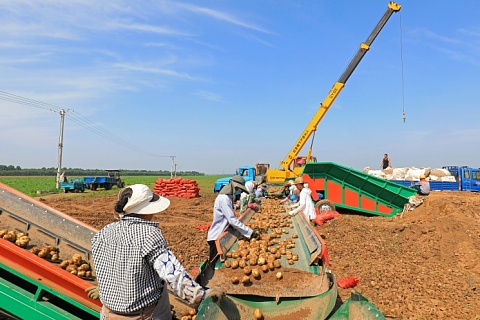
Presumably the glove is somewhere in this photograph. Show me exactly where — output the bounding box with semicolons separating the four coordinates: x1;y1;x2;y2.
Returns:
290;203;300;208
288;209;298;216
85;286;99;300
250;229;260;239
204;287;225;304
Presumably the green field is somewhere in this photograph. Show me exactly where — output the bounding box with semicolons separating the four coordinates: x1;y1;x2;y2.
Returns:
0;176;226;198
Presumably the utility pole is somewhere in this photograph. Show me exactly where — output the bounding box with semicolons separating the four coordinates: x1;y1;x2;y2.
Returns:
56;109;65;189
170;156;176;178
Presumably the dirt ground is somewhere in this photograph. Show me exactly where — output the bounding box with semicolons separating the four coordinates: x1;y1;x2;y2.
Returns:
39;190;480;319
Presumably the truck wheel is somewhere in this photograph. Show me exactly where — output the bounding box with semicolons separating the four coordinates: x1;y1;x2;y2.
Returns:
91;184;98;191
315;200;336;213
105;183;112;190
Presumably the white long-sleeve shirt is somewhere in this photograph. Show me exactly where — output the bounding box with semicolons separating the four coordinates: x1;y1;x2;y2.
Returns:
294;187;316;220
207;194;253;241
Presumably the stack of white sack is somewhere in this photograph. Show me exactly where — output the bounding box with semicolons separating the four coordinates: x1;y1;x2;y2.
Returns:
363;166;456;182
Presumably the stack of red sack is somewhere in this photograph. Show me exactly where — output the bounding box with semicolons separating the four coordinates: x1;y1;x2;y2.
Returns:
154;177;200;198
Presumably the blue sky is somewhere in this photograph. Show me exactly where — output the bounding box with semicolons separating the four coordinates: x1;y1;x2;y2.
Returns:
0;1;479;174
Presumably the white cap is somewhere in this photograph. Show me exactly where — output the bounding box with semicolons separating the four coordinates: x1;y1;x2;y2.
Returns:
123;184;170;215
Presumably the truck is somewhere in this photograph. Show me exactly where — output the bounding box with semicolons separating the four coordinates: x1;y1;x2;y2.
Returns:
60;178;86;193
83;169;125;191
391;166;480;192
213;163;270;193
265;1;401;184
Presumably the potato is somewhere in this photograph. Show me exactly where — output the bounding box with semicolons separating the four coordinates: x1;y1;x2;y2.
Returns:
16;232;26;240
77;270;86;277
252;269;260;279
224;260;232;268
268;262;275;271
44;245;56;252
243;266;252;275
0;229;8;238
273;260;281;268
15;237;30;248
3;233;16;242
292;254;299;261
60;260;70;269
288;259;294;265
30;247;41;255
71;254;82;265
261;265;269;273
50;254;59;261
231;276;240;284
253;308;263;320
292;233;298;238
257;257;266;266
189;309;196;316
37;248;49;258
276;272;283;280
231;260;239;269
78;264;90;271
238;259;246;268
241;276;251;284
65;265;77;273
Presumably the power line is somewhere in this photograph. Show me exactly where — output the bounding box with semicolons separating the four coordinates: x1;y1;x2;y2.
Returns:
0;91;172;158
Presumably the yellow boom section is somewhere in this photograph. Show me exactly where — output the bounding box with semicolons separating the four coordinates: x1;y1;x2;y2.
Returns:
266;2;401;183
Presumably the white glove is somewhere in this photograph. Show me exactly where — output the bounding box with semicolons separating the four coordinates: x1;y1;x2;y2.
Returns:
288;209;298;216
290;203;300;208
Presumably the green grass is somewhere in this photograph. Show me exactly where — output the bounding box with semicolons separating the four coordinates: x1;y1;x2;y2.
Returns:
0;176;226;198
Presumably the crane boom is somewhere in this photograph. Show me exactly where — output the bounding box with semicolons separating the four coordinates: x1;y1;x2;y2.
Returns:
268;2;401;183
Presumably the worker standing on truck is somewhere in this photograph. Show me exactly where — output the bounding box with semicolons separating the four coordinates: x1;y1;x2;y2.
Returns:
288;177;316;222
89;184;223;320
381;154;392;170
414;175;430;195
207;176;259;263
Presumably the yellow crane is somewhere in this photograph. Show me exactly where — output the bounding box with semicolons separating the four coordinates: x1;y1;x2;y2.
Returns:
266;2;401;184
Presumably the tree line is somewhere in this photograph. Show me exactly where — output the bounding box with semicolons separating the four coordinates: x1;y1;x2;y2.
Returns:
0;165;204;177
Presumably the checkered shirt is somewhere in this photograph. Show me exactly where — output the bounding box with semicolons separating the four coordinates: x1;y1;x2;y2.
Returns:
92;216;168;313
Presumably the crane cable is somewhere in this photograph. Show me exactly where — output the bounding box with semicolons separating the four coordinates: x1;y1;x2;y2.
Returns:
399;11;406;123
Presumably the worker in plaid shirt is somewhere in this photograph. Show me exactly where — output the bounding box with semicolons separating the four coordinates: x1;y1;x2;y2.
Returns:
89;184;223;319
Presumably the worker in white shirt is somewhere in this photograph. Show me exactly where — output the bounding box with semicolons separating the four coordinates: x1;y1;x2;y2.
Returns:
288;176;316;222
207;176;259;264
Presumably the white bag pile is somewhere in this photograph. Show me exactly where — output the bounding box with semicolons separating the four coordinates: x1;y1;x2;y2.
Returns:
363;166;456;182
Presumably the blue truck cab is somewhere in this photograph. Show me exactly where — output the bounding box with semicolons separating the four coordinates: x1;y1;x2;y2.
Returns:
213;166;256;193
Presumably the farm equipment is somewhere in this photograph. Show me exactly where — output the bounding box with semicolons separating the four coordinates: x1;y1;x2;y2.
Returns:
301;162;417;217
265;1;401;184
194;199;386;319
84;169;125;191
0;182;194;319
0;182;101;319
60;178;86;193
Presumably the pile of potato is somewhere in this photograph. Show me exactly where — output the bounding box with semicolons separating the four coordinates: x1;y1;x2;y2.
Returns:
30;245;59;261
59;253;93;278
178;307;197;320
0;228;93;279
223;198;300;285
0;229;31;247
